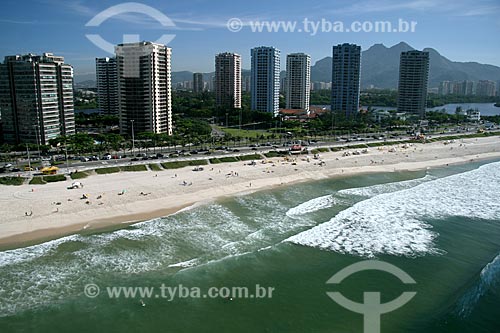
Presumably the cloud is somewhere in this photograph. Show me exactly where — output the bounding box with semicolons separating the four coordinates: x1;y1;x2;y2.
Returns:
456;5;500;17
329;0;499;17
0;18;39;24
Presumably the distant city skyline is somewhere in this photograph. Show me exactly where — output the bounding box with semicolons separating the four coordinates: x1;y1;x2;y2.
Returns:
1;0;499;80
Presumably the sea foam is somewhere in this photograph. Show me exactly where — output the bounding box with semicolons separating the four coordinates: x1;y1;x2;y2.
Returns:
337;174;435;198
456;252;500;317
286;162;500;257
285;174;434;218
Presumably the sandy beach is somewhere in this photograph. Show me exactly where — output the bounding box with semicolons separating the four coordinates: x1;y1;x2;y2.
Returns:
1;136;499;248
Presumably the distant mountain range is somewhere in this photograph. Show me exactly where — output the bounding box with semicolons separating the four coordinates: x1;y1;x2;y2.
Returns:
74;42;500;89
312;42;500;89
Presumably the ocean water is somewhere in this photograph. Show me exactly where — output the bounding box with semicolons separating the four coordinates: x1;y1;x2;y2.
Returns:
0;160;499;332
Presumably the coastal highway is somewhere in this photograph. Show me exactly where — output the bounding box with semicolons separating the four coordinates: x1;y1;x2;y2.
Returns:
1;127;497;178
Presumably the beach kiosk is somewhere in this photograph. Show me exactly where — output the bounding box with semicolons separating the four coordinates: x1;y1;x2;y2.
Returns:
41;166;59;175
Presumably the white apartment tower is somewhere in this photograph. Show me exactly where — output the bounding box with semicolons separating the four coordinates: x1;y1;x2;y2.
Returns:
0;53;75;145
115;42;172;136
251;47;280;116
215;53;241;109
286;53;311;111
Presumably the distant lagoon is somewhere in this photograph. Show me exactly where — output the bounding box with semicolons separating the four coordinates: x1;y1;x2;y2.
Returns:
363;103;500;116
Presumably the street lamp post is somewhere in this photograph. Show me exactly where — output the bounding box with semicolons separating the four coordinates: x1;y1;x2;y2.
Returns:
26;144;32;176
34;124;41;159
60;124;69;174
64;139;69;174
130;120;135;155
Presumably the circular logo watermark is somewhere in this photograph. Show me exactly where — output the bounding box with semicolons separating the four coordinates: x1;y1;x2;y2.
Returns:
85;2;177;54
326;260;417;333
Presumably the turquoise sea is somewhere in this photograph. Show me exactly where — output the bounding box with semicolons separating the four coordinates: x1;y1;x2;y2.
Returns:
0;160;499;332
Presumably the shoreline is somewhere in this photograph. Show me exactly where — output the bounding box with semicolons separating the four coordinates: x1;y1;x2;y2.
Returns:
1;136;499;250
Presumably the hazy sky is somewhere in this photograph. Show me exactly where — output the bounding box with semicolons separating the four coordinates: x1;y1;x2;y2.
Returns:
1;0;499;78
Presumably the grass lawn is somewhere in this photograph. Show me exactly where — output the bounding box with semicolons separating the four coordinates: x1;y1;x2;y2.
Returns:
239;154;263;161
95;167;121;174
149;164;163;171
29;176;46;185
0;176;25;186
217;126;272;139
43;174;67;183
70;171;89;180
121;165;148;172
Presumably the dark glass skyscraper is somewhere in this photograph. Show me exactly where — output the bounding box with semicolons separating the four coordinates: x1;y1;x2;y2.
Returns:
397;51;430;118
331;44;361;117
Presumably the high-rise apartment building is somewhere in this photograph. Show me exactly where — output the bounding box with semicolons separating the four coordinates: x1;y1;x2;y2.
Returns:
331;44;361;117
193;73;204;94
96;57;118;115
251;47;280;116
438;81;452;95
0;53;75;145
286;53;311;111
476;80;496;97
452;80;475;96
397;50;430;118
115;42;172;136
215;53;241;109
243;76;251;93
